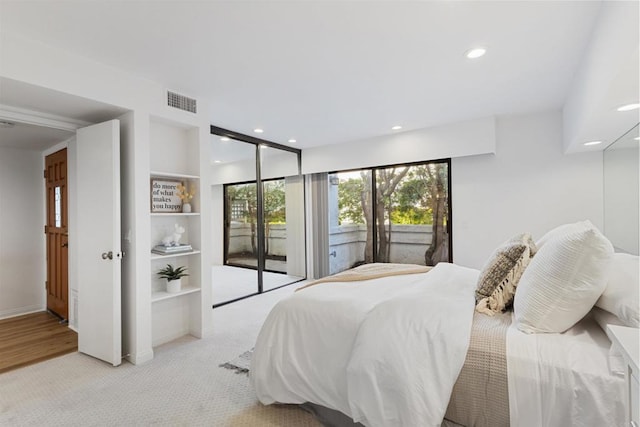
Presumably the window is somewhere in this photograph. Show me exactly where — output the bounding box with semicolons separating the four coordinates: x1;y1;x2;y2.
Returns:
328;159;451;274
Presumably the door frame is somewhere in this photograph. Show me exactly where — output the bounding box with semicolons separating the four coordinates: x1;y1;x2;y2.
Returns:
44;147;69;320
42;140;74;326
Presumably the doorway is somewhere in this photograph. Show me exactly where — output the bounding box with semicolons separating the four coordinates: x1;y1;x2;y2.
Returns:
45;148;69;320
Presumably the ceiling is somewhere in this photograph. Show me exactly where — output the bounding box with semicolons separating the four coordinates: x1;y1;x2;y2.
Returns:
0;1;628;151
0;77;128;150
0;121;74;151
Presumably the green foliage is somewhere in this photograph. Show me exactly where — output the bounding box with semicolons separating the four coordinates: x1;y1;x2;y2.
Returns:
227;180;286;225
335;163;449;226
338;177;366;224
390;208;432;224
157;264;189;282
227;183;256;224
263;180;286;224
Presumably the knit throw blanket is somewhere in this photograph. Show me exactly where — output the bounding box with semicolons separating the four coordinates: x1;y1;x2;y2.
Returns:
296;263;432;292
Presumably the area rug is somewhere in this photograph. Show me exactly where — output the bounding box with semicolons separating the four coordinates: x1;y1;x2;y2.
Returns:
220;348;253;374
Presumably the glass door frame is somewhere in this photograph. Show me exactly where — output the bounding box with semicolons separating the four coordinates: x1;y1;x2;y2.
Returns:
212;125;305;306
327;157;453;272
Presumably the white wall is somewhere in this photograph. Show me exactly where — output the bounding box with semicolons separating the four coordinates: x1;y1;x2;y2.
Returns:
2;32;212;362
452;110;603;269
302;116;496;174
0;147;46;318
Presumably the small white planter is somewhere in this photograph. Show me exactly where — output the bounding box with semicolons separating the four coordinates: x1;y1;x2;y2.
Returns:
182;203;192;213
166;278;182;293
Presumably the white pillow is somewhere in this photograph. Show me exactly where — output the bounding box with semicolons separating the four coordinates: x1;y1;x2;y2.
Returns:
535;222;577;248
591;306;626;333
595;252;639;328
514;220;614;333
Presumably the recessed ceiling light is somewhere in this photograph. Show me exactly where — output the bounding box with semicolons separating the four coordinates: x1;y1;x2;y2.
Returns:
465;47;486;59
616;103;640;112
220;137;230;141
391;125;402;130
214;160;222;163
254;128;264;134
288;139;297;143
583;141;602;146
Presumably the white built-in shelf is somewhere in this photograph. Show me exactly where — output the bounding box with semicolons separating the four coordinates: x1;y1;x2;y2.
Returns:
150;250;201;260
150;212;200;217
151;286;201;303
150;170;200;180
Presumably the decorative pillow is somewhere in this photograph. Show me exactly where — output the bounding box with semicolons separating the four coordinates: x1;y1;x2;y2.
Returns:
514;220;614;334
475;233;537;315
595;252;639;328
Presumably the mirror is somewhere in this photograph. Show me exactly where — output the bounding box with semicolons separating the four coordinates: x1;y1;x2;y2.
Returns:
211;134;305;306
212;135;258;305
260;146;305;290
604;123;639;255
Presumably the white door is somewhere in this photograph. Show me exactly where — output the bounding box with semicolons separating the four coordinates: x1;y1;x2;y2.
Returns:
76;120;122;366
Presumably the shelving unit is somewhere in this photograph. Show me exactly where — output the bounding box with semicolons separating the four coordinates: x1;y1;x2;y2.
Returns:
148;118;204;347
150;250;201;260
151;286;201;303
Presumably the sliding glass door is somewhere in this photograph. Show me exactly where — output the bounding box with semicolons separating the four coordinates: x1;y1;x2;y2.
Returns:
225;181;258;270
327;159;451;275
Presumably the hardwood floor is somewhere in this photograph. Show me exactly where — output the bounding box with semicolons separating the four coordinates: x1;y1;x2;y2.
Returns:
0;311;77;374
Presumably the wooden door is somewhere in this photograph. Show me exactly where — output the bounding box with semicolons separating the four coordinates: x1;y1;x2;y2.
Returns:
45;148;68;319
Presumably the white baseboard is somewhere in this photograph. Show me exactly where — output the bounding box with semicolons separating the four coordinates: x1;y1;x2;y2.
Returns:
125;348;154;365
152;328;189;348
0;304;45;321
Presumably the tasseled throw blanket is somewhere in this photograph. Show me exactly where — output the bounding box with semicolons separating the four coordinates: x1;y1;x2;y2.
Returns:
296;262;432;292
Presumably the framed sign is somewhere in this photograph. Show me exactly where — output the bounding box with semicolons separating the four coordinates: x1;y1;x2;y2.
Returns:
151;179;183;213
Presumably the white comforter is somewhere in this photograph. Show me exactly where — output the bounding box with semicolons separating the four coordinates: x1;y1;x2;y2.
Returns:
251;263;480;427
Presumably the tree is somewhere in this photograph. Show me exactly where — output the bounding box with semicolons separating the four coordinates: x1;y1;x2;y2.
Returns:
422;163;449;265
335;162;450;266
263;180;286;255
349;168;408;263
338;177;366;224
227;183;258;255
227;180;286;257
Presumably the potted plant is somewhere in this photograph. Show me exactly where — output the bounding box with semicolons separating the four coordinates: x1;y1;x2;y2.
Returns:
157;264;188;293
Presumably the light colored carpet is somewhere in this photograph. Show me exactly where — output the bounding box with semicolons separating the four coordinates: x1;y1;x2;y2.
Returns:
212;265;304;305
0;284;320;426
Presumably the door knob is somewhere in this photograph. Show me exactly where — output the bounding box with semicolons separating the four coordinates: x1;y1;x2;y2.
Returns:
61;242;69;248
101;251;113;260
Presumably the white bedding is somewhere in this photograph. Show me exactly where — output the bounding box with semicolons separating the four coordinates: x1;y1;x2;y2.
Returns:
251;262;480;427
251;261;626;427
507;312;625;427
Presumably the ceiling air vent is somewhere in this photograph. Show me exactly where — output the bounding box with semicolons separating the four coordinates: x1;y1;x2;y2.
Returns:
167;91;197;114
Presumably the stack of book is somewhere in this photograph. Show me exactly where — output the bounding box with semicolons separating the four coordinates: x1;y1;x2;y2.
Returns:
152;244;193;255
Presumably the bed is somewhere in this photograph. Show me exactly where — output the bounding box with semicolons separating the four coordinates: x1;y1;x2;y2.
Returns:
250;221;638;427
